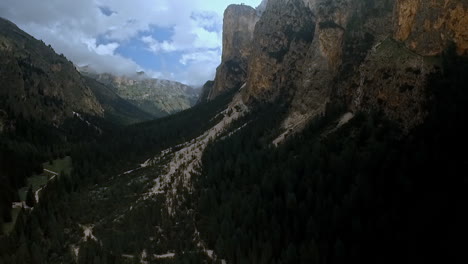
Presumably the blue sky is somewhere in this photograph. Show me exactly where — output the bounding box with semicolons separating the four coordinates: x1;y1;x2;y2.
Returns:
0;0;262;86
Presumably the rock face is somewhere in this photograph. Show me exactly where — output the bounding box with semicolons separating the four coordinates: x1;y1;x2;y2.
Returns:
243;0;371;126
206;0;468;134
83;72;198;118
243;0;315;103
197;80;214;104
208;4;260;100
0;18;103;124
395;0;468;56
346;38;437;132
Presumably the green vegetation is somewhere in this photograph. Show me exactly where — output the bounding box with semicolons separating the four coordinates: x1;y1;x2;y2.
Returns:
1;208;21;235
0;88;237;263
44;156;72;175
2;156;72;235
25;187;35;207
18;176;47;201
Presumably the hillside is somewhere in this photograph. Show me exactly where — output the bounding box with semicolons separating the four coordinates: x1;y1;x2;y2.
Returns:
83;76;155;125
0;18;103;124
81;69;199;118
0;16;155;240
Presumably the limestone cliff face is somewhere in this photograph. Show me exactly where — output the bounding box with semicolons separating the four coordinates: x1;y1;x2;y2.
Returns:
241;0;440;133
244;0;315;102
208;4;259;100
346;39;437;132
243;0;368;121
395;0;468;56
210;0;466;135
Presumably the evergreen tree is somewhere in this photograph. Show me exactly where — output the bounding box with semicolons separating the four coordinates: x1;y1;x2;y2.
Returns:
26;186;35;207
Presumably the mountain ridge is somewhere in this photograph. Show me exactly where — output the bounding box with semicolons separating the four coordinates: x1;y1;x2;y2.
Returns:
80;68;199;118
0;17;104;125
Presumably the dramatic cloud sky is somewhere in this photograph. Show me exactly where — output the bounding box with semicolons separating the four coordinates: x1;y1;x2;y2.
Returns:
0;0;261;86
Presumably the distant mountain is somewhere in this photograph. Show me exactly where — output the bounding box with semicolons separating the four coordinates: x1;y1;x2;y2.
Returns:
0;17;103;125
80;68;199;118
83;76;155;125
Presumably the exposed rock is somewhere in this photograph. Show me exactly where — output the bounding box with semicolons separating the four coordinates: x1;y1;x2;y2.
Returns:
395;0;468;56
243;0;315;102
197;81;214;104
0;18;103;124
256;0;269;14
210;0;466;139
346;38;438;132
208;4;260;100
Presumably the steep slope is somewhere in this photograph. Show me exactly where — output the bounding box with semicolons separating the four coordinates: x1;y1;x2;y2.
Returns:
208;4;260;100
83;76;155;125
82;70;199;118
395;0;468;56
197;80;214;104
0;17;103;124
204;0;466;138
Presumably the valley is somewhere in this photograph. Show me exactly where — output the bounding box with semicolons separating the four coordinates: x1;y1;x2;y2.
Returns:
1;0;468;264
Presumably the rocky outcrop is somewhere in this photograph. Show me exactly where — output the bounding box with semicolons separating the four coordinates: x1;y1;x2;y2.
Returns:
197;80;214;104
243;0;315;102
395;0;468;56
243;0;368;127
0;18;103;124
209;0;467;136
208;4;259;100
241;0;442;133
346;38;437;132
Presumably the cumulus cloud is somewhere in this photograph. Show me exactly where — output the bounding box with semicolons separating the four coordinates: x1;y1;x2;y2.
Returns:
0;0;261;85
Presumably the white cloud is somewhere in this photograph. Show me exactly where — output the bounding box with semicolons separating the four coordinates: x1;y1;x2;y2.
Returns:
0;0;261;85
180;50;220;66
141;36;177;53
83;38;120;56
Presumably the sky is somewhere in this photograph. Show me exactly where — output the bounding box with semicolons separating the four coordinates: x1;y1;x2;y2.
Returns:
0;0;261;86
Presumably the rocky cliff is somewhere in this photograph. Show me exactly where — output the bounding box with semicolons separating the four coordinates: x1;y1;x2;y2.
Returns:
395;0;468;56
244;0;315;104
207;0;468;136
197;80;214;104
0;18;103;124
208;4;260;100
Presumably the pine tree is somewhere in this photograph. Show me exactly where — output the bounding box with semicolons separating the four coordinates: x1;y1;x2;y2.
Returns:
26;186;36;207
